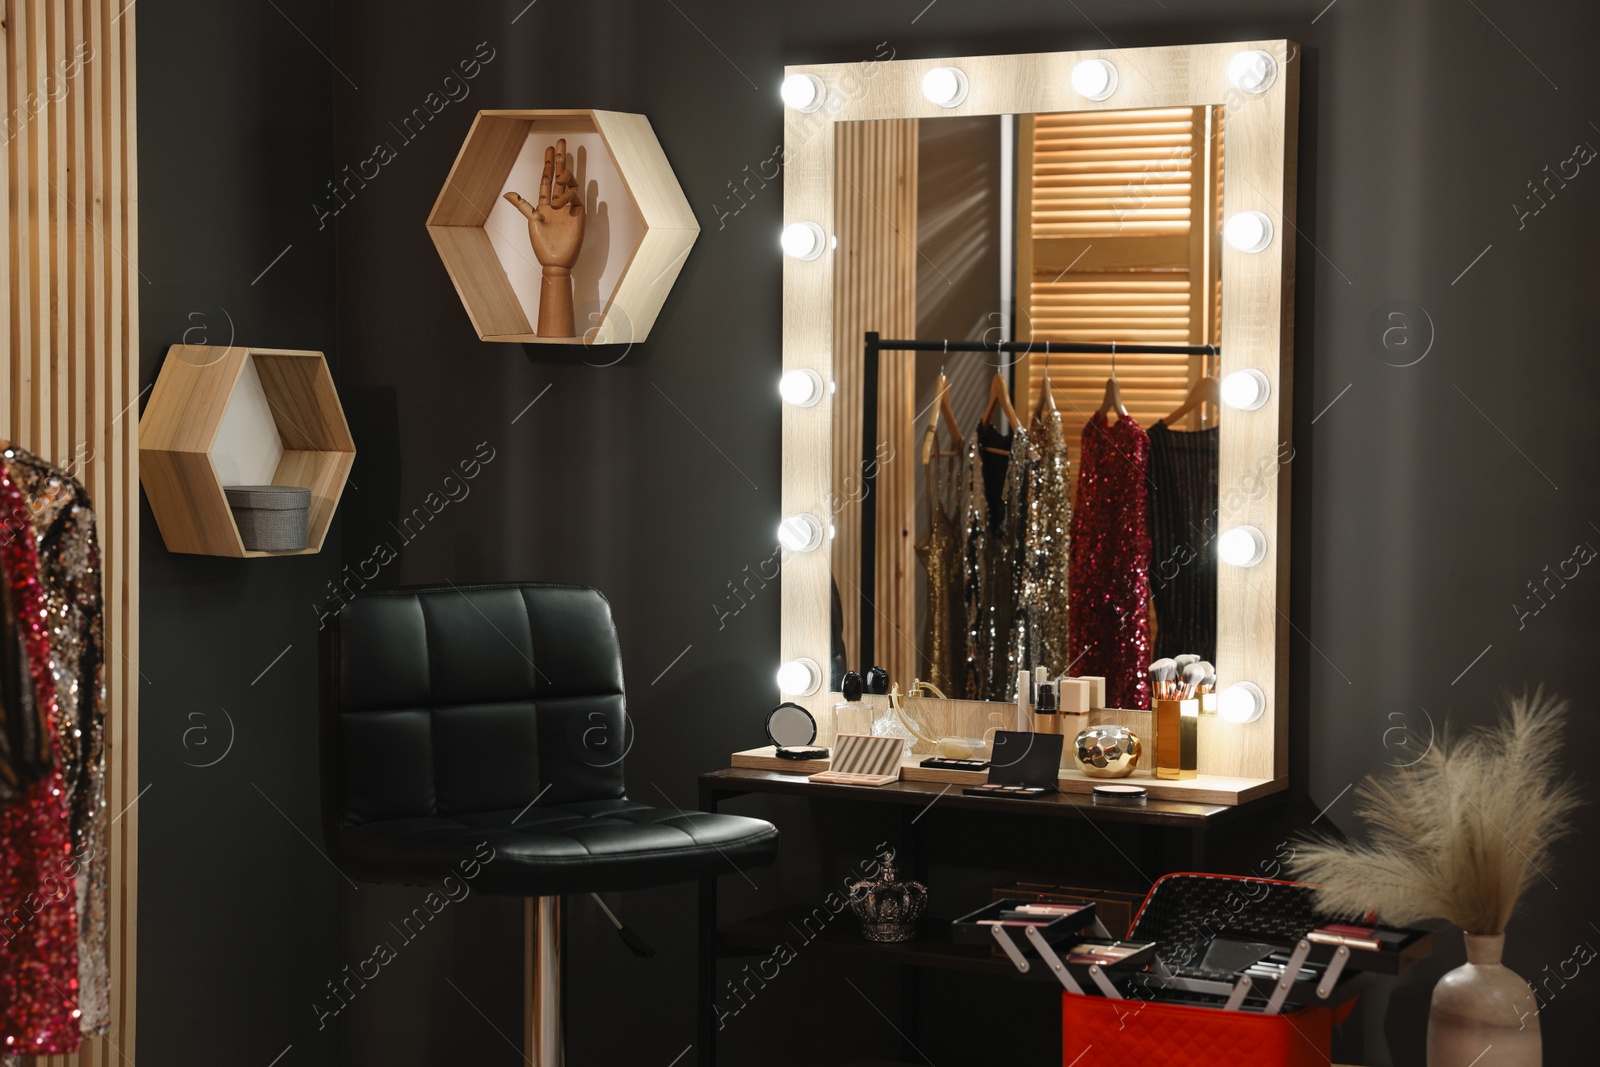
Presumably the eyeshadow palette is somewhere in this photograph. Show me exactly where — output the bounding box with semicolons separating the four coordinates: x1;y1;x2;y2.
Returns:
984;730;1064;789
919;756;990;772
962;783;1053;799
807;733;904;787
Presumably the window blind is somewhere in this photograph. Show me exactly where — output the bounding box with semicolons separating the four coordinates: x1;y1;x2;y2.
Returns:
1016;106;1223;453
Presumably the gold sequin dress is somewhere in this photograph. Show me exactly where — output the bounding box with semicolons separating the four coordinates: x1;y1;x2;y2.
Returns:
960;422;1031;701
4;447;108;1036
1018;409;1072;674
916;447;965;696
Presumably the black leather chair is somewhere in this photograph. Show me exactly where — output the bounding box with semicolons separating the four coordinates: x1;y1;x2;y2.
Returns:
319;582;779;1063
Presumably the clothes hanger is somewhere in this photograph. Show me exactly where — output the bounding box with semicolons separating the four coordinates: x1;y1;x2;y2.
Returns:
1161;375;1221;427
1032;372;1057;423
980;371;1022;435
921;368;964;463
1095;342;1128;419
979;373;1022;454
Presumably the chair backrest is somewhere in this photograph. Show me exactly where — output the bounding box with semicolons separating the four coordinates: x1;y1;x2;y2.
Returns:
319;583;628;837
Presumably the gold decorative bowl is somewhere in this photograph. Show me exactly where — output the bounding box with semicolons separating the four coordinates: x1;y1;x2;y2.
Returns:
1074;726;1142;778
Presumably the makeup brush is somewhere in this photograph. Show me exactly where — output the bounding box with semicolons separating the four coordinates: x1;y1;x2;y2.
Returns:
1197;662;1216;695
1180;662;1207;699
1174;653;1200;671
1147;658;1177;700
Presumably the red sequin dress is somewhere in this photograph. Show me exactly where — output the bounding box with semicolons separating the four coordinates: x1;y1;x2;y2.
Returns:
0;463;80;1055
1067;413;1152;710
5;449;107;1036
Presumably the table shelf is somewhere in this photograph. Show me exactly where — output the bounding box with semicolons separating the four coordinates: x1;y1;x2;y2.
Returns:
701;767;1276;829
719;906;1025;979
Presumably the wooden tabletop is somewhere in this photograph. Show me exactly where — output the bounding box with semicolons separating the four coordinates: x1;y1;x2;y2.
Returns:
700;767;1280;828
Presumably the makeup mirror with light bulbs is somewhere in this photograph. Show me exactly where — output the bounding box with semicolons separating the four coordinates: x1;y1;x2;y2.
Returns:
778;42;1299;798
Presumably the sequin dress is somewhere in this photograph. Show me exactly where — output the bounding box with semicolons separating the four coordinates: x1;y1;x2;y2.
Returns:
1067;414;1152;710
916;447;965;696
0;551;51;801
0;463;81;1056
1018;409;1072;674
1146;421;1218;661
3;448;107;1035
960;422;1030;701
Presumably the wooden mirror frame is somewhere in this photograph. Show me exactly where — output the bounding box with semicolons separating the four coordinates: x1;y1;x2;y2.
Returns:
780;41;1299;792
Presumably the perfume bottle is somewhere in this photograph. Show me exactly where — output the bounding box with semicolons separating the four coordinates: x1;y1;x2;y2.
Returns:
870;684;917;758
831;671;872;741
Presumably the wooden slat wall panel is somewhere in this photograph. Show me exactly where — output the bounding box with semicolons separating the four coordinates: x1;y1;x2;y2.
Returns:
2;2;138;1062
831;119;917;684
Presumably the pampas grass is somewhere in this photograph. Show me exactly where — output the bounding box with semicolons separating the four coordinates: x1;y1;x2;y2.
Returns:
1289;688;1582;935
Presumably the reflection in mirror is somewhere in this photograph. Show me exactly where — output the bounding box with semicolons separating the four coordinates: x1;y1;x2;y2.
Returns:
832;106;1225;712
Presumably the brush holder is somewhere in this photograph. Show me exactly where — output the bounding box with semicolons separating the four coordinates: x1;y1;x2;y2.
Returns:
1154;698;1198;780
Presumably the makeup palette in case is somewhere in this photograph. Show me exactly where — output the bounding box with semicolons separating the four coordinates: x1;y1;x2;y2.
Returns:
951;898;1099;948
960;730;1062;798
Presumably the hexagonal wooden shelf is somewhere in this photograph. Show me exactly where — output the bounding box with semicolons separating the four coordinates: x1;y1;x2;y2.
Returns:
139;344;355;557
426;109;699;345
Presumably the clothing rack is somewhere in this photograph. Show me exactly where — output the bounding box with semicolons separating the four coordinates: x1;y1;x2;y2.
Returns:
855;331;1221;665
864;337;1222;356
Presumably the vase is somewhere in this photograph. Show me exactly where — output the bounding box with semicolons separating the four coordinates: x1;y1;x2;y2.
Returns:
1427;931;1541;1066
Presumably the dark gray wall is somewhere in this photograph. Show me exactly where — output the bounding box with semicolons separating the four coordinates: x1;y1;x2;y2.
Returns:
136;1;344;1064
126;0;1600;1063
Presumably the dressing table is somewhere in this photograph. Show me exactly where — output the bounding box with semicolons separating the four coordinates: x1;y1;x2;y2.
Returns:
704;37;1303;1067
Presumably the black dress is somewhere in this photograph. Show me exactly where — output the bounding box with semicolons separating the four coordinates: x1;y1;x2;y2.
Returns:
1145;420;1218;661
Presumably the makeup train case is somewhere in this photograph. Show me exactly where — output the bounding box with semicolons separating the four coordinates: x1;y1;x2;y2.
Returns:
1059;874;1356;1067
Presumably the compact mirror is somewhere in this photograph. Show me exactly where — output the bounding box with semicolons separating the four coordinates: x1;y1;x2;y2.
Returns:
766;701;818;747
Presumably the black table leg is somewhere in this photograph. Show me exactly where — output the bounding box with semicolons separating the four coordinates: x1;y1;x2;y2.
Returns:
899;804;920;1061
698;786;719;1067
898;966;922;1063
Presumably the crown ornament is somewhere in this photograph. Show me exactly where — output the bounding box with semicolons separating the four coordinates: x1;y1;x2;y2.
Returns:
847;851;928;943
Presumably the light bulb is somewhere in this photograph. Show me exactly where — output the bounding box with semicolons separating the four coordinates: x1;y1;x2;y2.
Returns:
1224;211;1274;253
1218;681;1266;724
781;73;825;113
1227;50;1277;94
777;657;822;697
779;368;825;407
1218;525;1268;568
1071;59;1118;101
1220;368;1271;411
921;66;969;108
777;513;825;553
780;222;826;261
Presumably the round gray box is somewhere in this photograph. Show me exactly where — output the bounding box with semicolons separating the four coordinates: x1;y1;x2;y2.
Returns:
224;485;311;552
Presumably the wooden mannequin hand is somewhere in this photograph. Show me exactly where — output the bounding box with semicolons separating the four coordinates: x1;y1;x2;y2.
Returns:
504;138;587;336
